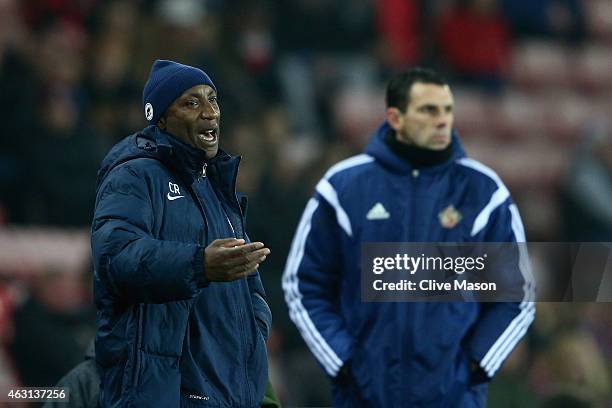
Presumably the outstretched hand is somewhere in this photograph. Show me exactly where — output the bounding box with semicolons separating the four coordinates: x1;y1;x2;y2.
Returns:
204;238;270;282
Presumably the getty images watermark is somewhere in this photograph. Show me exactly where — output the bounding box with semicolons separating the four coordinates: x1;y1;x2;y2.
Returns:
372;252;492;292
361;243;612;302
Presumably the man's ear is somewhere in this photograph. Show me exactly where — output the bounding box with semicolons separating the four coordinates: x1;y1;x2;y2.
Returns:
386;107;403;131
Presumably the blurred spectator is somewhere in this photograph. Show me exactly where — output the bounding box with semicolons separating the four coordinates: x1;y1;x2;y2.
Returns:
0;18;103;226
24;20;103;226
232;2;278;99
84;1;141;145
233;108;320;348
0;281;20;400
539;392;596;408
212;2;281;119
20;0;96;30
583;304;612;363
26;93;104;226
487;343;539;408
154;0;217;64
0;0;36;223
535;330;610;406
274;0;374;55
274;0;377;138
10;269;95;387
42;339;98;408
375;0;421;70
436;0;511;92
500;0;587;44
561;127;612;241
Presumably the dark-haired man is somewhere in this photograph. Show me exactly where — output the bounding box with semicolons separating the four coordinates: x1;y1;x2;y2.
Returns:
283;68;535;407
91;60;274;407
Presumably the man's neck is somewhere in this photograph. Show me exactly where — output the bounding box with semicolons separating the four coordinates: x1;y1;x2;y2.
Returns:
384;130;453;169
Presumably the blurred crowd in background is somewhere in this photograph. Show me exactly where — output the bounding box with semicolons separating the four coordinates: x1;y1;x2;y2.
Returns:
0;0;611;406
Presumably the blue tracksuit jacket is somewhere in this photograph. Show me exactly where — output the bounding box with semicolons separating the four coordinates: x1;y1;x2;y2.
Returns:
91;126;271;407
282;122;535;407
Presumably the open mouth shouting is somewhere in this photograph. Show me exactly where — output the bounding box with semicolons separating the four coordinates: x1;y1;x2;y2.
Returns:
198;127;218;145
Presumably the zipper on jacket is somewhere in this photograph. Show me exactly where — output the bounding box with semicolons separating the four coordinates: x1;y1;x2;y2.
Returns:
206;157;254;404
196;163;207;183
208;162;252;404
238;295;252;405
226;163;253;404
226;207;252;404
224;213;236;236
229;165;246;239
132;304;144;389
409;171;417;242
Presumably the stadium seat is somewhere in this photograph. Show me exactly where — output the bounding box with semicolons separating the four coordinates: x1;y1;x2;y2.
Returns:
492;91;549;139
451;87;492;137
332;85;386;148
545;91;593;143
585;0;612;41
572;43;612;93
0;228;90;279
463;137;568;190
510;41;571;90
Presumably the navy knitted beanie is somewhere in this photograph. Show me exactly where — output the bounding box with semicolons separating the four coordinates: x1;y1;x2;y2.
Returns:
142;59;216;125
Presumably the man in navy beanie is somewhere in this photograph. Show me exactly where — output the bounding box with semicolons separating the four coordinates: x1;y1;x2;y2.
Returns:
91;60;277;407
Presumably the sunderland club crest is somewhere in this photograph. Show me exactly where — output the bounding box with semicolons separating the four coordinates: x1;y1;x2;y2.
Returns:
438;205;462;228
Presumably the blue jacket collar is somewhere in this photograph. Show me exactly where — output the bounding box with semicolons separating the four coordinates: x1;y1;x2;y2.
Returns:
148;125;208;179
97;125;239;191
146;125;241;187
364;122;466;174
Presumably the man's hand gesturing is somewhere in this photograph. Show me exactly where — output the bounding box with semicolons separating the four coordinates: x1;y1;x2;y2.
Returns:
204;238;270;282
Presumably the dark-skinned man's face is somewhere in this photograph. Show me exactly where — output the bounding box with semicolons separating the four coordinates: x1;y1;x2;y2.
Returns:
158;84;220;159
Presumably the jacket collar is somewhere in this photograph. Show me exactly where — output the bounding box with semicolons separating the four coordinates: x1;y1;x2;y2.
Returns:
97;125;241;193
148;126;208;181
364;122;466;174
143;125;240;187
